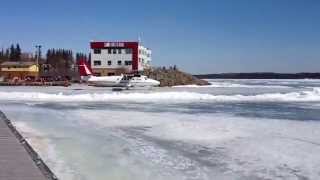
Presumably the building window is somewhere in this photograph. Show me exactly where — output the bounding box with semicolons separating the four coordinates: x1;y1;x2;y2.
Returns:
108;49;112;54
125;49;132;54
94;49;101;54
117;60;122;65
112;49;117;54
125;61;132;66
108;61;112;65
94;60;101;66
118;49;122;54
108;72;115;76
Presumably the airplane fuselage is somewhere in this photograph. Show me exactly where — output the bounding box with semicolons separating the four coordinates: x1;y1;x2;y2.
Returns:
78;61;160;87
84;75;160;87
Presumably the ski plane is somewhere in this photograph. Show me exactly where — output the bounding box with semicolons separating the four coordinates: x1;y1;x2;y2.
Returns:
78;61;160;88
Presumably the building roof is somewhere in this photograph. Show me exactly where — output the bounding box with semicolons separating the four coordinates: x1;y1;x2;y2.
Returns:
1;61;36;67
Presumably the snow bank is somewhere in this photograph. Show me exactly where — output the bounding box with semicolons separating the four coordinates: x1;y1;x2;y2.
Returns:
0;88;320;103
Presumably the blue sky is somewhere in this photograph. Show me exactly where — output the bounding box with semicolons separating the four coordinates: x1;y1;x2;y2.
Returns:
0;0;319;74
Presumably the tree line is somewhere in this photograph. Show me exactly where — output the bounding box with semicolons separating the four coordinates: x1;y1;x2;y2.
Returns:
76;52;88;63
0;44;22;62
46;49;75;72
45;49;89;73
0;43;89;73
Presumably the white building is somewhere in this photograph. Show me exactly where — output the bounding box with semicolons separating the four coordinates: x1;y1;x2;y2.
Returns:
138;45;152;69
90;41;152;76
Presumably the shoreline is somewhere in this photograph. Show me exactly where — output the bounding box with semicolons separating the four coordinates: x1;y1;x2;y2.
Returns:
0;81;70;87
0;111;58;180
194;73;320;79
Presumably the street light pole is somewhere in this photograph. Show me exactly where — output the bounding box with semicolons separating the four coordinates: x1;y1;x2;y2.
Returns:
36;45;42;75
35;45;42;72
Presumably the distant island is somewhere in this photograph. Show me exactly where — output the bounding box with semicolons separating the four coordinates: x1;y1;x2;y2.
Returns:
194;73;320;79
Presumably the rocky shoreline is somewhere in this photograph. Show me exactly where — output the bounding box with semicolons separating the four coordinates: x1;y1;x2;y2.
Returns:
144;68;209;87
0;111;58;180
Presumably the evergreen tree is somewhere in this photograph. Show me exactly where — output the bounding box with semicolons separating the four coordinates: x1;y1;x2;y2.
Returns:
5;48;10;59
0;49;4;62
0;48;10;62
16;44;21;61
9;44;15;61
46;48;74;74
75;52;88;65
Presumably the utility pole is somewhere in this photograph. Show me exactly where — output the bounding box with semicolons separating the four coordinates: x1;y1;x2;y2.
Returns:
35;45;42;65
35;45;42;73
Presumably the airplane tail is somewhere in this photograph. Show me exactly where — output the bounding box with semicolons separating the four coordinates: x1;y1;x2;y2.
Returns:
78;59;93;77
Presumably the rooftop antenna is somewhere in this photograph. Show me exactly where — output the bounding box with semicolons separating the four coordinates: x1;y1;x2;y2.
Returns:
138;34;143;45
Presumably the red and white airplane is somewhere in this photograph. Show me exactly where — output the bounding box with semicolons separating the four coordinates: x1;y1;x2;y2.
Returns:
78;60;160;87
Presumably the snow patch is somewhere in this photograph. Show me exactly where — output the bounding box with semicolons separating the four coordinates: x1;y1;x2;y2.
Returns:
0;88;320;102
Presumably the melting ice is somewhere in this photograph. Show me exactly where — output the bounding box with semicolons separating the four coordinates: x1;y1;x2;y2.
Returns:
0;79;320;180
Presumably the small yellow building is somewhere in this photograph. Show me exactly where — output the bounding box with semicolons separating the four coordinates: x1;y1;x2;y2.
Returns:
0;61;39;80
